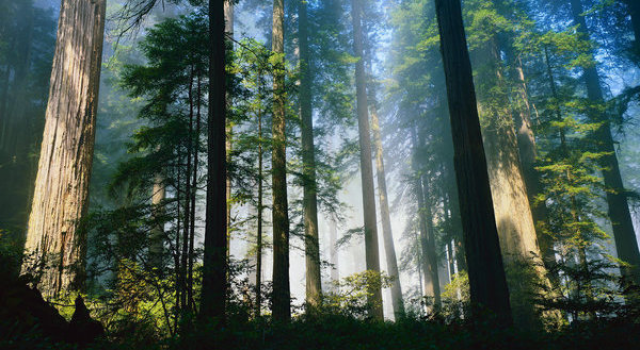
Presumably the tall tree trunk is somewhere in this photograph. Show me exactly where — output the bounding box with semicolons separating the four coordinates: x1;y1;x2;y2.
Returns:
371;107;404;317
420;174;442;311
225;0;234;259
298;0;323;314
175;165;183;316
255;78;264;317
471;31;550;329
446;240;455;283
414;226;426;312
503;44;559;288
410;125;441;312
570;0;640;286
188;75;202;310
351;0;384;320
271;0;291;323
201;0;228;322
22;0;106;297
363;24;404;315
329;218;339;289
180;65;195;314
433;0;512;326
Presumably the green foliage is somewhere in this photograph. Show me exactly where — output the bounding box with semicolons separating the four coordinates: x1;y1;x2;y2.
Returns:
323;271;392;318
442;271;470;302
84;11;212;337
10;307;640;350
538;257;626;322
0;229;23;278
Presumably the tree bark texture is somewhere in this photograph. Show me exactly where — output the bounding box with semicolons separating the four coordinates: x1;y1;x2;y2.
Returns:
22;0;106;297
371;106;404;317
298;0;323;313
470;35;549;328
433;0;512;325
201;0;228;321
570;0;640;286
351;0;384;320
271;0;292;323
502;45;559;288
363;23;404;315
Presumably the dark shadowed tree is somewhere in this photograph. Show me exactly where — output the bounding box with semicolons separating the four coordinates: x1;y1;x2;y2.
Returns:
201;0;228;321
433;0;512;325
569;0;640;286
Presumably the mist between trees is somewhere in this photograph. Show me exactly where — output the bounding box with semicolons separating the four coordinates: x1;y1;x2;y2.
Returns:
2;0;640;348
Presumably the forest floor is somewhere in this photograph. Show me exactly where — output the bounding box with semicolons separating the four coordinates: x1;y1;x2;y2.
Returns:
4;312;640;350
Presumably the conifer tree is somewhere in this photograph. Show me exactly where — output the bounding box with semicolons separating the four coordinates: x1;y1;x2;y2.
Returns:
351;0;384;320
23;0;107;296
433;0;512;325
299;0;323;313
569;0;640;286
201;0;228;321
271;0;292;323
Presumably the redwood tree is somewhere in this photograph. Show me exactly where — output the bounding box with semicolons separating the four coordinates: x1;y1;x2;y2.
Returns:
271;0;292;323
201;0;228;321
22;0;107;297
351;0;384;320
298;0;323;313
433;0;512;325
569;0;640;286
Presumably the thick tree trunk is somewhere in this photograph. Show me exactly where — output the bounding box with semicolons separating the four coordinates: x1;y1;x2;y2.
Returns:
351;0;384;320
363;23;404;315
22;0;106;297
298;0;323;313
503;45;559;288
201;0;228;321
471;35;549;328
570;0;640;286
433;0;512;325
271;0;291;323
370;107;404;317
